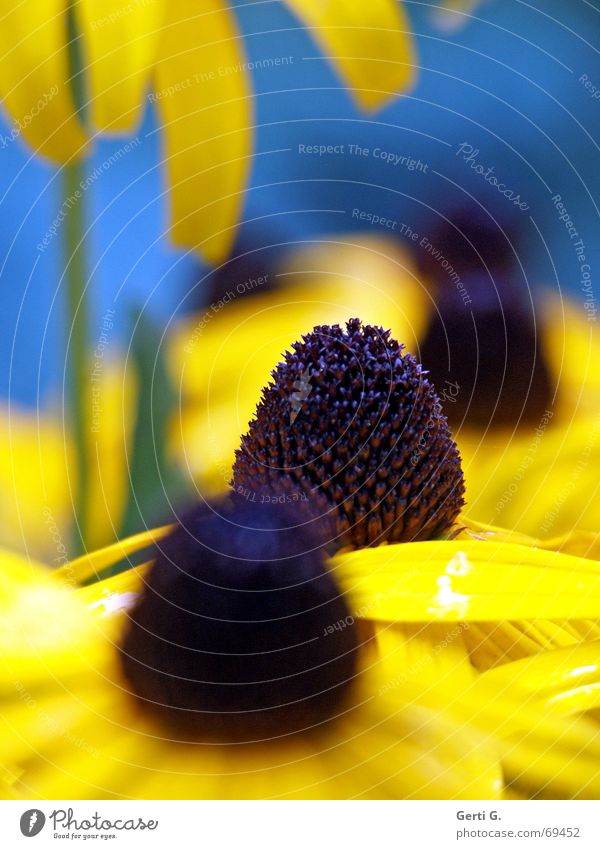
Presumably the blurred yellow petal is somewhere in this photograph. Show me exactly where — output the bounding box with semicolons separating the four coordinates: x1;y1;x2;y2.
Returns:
0;0;87;161
0;360;138;562
0;405;73;562
460;416;600;539
76;0;163;132
0;549;49;597
479;641;600;716
543;294;600;423
283;0;416;111
334;540;600;622
155;0;252;263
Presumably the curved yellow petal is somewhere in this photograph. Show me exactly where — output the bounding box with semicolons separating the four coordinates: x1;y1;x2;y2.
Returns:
155;0;252;263
333;540;600;622
478;641;600;715
460;517;600;561
0;0;87;161
464;619;600;671
375;625;600;799
56;525;169;585
76;0;163;132
283;0;416;111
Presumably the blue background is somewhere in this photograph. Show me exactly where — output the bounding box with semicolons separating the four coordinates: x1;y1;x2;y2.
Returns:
1;0;599;405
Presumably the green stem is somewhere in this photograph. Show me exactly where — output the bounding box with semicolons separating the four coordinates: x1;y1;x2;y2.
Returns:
65;2;90;556
63;161;89;556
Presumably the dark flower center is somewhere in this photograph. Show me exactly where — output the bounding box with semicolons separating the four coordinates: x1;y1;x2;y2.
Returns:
414;211;553;429
232;318;465;549
119;499;359;741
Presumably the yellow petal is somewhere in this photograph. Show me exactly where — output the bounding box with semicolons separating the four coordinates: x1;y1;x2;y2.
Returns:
333;540;600;622
283;0;416;111
155;0;252;263
459;414;600;540
464;619;600;671
76;0;163;132
0;0;87;161
0;549;49;596
542;294;600;423
55;525;169;585
0;406;73;563
479;641;600;716
459;517;600;561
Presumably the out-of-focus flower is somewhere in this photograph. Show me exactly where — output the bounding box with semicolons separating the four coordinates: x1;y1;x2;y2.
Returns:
2;511;599;799
415;215;600;539
0;1;415;262
0;510;505;801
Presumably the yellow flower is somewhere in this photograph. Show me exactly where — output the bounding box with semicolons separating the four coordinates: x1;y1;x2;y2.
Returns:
457;294;600;538
2;516;599;800
3;314;600;801
0;1;415;263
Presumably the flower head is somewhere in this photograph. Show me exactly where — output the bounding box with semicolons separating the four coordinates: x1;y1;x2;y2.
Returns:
120;498;359;739
232;319;465;548
3;517;600;800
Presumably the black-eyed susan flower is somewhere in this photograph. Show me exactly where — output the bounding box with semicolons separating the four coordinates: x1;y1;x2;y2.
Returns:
4;316;599;800
0;2;415;263
416;216;600;541
3;495;600;799
1;503;508;800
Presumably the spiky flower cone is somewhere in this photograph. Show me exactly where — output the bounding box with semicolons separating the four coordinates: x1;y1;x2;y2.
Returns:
232;319;465;549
